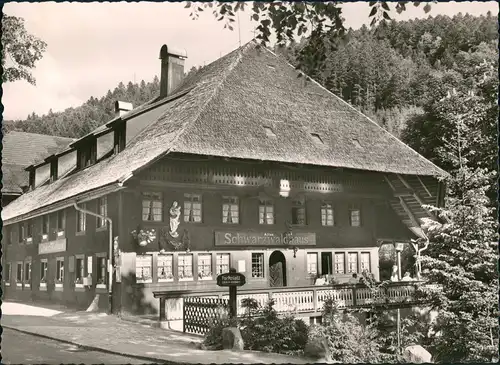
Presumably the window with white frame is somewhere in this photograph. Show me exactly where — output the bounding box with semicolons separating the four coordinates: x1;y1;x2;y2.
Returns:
197;254;212;280
4;263;11;284
142;192;163;222
57;210;66;233
136;255;153;283
40;260;48;284
222;196;239;224
321;203;334;226
251;253;264;278
16;262;23;283
184;194;202;223
24;261;31;284
360;252;371;273
77;205;86;232
347;253;358;273
42;215;49;235
259;198;274;225
56;258;64;284
178;254;193;280
75;257;85;284
216;253;230;275
158;254;173;281
349;204;361;227
334;253;345;274
307;253;318;276
292;196;306;225
97;197;108;228
97;256;107;286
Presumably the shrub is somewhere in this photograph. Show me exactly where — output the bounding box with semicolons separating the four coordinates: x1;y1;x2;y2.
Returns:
203;306;238;350
203;299;309;355
315;295;386;363
240;299;309;355
314;309;384;363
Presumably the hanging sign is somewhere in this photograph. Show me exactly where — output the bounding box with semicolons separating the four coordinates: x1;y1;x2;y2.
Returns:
38;238;67;255
217;272;246;287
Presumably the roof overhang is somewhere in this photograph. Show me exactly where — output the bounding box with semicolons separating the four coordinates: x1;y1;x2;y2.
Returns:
2;183;125;225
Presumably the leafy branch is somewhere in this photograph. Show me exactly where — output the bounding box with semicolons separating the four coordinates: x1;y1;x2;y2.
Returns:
1;14;47;85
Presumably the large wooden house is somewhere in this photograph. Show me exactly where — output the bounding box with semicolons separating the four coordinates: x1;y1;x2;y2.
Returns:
1;41;447;315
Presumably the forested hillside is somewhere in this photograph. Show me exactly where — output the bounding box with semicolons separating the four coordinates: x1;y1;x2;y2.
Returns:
2;66;201;138
280;12;497;138
3;13;497;145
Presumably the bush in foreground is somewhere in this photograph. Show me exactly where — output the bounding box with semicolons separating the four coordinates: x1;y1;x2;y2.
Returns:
203;299;309;355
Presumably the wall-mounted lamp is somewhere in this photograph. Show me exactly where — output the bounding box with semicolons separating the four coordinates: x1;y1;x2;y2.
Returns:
279;179;290;198
293;247;298;258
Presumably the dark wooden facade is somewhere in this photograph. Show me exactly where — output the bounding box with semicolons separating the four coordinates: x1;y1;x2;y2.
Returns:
3;154;424;315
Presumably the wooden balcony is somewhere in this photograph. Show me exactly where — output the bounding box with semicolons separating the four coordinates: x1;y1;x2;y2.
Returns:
154;282;426;326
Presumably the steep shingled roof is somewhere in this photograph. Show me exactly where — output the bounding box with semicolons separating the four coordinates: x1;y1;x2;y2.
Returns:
2;131;75;194
2;41;447;222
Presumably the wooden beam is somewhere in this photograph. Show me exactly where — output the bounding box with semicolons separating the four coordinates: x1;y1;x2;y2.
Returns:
396;174;436;220
398;196;421;229
416;176;433;197
137;179;387;199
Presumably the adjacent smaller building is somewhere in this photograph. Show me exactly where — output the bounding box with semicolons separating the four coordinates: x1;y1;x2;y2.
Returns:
2;131;75;206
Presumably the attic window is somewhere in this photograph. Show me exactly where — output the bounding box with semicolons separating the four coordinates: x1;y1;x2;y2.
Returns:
310;133;324;144
352;139;363;149
263;126;276;138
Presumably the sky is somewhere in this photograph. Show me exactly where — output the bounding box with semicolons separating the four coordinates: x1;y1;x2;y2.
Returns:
2;1;498;120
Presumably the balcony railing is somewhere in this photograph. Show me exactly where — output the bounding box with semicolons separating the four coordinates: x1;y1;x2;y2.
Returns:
153;282;426;322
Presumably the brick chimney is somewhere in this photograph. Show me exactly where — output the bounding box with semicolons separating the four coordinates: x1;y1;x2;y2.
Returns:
114;101;133;117
159;44;187;98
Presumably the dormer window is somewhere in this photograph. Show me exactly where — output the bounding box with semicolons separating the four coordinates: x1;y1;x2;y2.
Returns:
50;158;58;182
113;124;126;154
77;139;97;169
28;167;35;190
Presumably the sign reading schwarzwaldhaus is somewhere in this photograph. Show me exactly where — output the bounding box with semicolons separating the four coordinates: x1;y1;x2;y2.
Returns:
215;231;316;246
217;272;246;287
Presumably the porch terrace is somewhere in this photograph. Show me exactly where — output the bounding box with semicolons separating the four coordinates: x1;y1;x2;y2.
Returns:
153;281;428;335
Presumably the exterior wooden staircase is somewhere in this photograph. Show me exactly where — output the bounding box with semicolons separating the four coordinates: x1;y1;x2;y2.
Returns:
384;173;445;240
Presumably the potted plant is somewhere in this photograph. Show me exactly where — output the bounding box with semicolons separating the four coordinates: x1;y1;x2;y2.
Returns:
131;228;156;247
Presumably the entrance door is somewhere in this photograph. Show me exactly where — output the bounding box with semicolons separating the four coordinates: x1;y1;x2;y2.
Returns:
269;251;287;287
321;252;333;275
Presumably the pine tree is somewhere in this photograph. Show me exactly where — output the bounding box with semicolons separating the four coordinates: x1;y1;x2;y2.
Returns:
418;89;498;362
420;165;498;362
